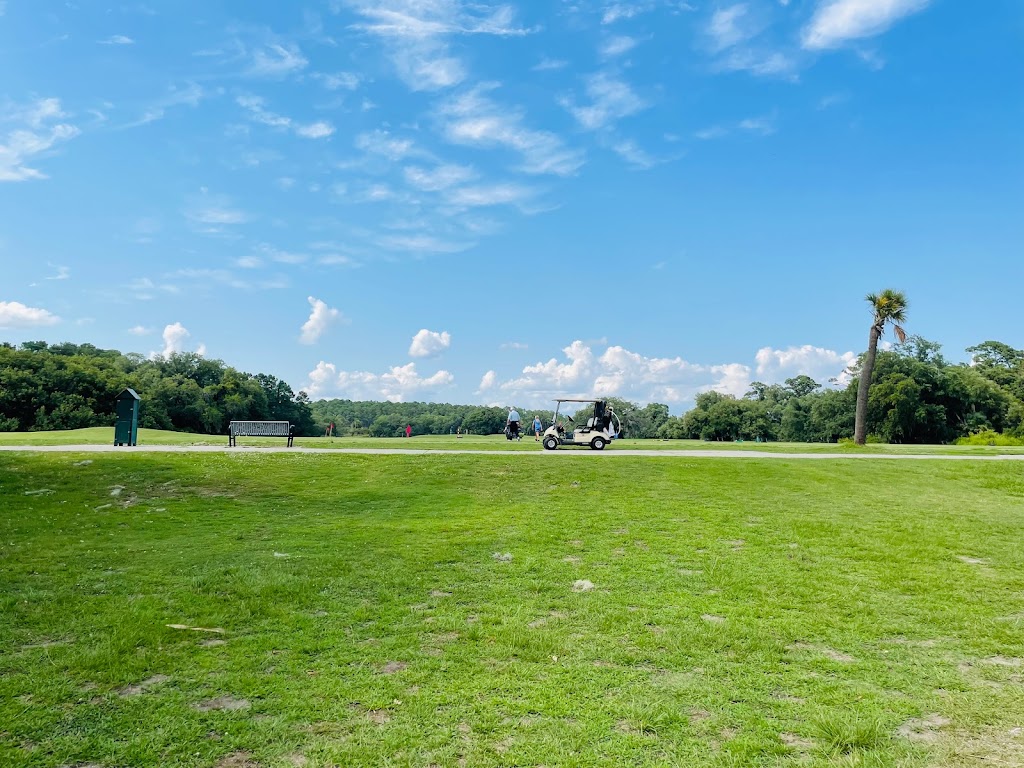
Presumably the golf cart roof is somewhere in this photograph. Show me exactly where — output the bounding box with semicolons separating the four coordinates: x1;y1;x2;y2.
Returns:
552;398;606;404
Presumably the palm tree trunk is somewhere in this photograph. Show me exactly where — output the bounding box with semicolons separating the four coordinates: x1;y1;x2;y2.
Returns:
854;324;881;445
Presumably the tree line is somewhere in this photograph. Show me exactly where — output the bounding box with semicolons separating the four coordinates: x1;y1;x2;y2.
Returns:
657;337;1024;444
0;342;316;435
3;332;1023;444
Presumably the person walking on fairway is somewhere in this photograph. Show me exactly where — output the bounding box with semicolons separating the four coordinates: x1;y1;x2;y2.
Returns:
506;407;521;441
532;414;543;441
405;424;412;438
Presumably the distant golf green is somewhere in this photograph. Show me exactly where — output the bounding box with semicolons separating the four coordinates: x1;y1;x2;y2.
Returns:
2;451;1022;766
3;426;1024;455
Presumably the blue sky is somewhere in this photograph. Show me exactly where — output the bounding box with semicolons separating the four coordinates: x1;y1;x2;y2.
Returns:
1;0;1021;410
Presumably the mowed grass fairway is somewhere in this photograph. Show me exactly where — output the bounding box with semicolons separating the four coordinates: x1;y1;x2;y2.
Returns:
4;427;1024;455
2;453;1023;767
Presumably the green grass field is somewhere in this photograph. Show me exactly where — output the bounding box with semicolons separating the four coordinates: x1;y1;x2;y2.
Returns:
3;426;1024;455
2;452;1023;767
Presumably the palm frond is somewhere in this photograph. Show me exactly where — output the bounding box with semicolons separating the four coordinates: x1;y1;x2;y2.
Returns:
893;325;907;344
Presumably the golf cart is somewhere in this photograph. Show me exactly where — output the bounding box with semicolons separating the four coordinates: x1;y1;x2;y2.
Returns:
542;399;621;451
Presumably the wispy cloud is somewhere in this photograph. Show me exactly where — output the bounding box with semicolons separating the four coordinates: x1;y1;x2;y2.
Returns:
532;57;568;71
248;42;308;77
696;112;778;139
236;95;335;139
0;98;80;182
442;84;584;175
600;35;638;58
802;0;932;50
355;128;419;161
612;139;658;169
562;72;647;131
342;0;532;91
0;301;61;329
404;163;476;191
128;325;154;336
184;191;249;235
376;233;474;253
300;296;343;344
707;4;758;52
444;183;534;209
44;265;71;280
314;71;360;90
125;82;205;128
98;35;135;45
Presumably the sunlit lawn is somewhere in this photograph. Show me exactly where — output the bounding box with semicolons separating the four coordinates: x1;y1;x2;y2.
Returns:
2;452;1023;767
2;427;1024;455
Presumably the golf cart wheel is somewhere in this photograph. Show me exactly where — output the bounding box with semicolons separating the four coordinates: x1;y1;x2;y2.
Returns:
543;435;559;451
590;436;606;451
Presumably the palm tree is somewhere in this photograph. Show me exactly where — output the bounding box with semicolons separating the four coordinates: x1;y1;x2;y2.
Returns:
854;290;908;444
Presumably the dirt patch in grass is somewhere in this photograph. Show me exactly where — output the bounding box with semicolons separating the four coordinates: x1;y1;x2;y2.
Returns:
117;674;170;697
931;727;1024;766
780;732;816;750
201;638;227;647
701;614;726;624
380;661;408;675
957;556;988;565
788;642;856;663
196;695;251;712
368;709;391;725
214;751;260;768
572;579;595;592
896;713;951;744
429;590;452;598
563;555;581;564
981;656;1023;667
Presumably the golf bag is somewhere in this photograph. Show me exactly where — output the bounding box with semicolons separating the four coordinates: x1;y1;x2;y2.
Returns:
505;421;521;440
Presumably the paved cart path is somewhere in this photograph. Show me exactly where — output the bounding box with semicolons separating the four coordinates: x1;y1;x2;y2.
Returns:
2;444;1024;460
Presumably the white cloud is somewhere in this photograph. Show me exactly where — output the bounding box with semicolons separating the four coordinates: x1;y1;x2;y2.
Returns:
478;369;497;391
409;328;451;358
562;72;647;131
445;183;533;208
0;301;61;329
612;139;657;169
128;325;153;336
296;121;335;138
754;345;857;384
719;49;798;77
45;265;70;280
601;35;638;58
803;0;931;50
501;341;528;350
237;95;334;139
99;35;135;45
315;71;360;90
481;340;757;408
355;128;417;161
307;360;454;401
376;233;474;253
157;322;193;357
441;85;584;175
188;205;248;225
707;4;757;52
404;163;476;191
532;57;567;71
0;98;80;182
300;296;343;344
